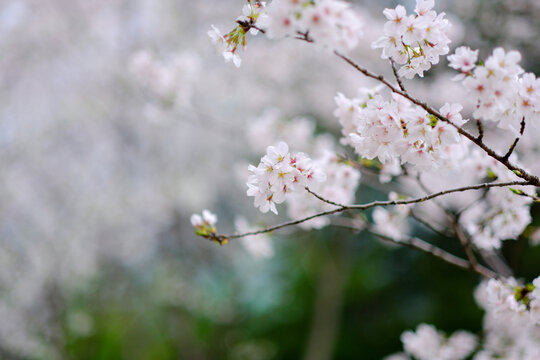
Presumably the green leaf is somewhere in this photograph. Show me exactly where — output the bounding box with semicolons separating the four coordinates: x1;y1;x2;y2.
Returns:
509;188;524;195
486;168;497;180
428;114;438;128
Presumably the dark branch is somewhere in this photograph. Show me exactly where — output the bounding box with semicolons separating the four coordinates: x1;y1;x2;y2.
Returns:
410;210;452;238
305;186;345;207
334;219;498;279
502;117;526;161
205;180;530;243
476;119;484;142
390;58;406;92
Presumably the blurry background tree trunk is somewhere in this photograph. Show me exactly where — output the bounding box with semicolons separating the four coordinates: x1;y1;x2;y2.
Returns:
303;244;347;360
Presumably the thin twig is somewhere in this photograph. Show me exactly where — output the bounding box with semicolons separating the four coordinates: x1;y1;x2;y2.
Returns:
415;175;500;278
295;31;313;43
372;230;497;279
476;119;484;141
455;193;488;217
305;186;345;207
390;58;406;92
515;191;540;202
415;173;492;277
205;180;530;242
502;117;526;161
479;249;514;278
414;173;452;217
333;219;497;278
451;216;482;274
410;210;452;238
236;19;266;34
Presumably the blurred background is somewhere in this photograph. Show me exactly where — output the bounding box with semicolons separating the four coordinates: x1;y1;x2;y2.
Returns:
0;0;539;359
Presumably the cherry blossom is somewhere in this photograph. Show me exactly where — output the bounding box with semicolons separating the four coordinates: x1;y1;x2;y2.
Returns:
398;324;477;360
452;47;540;135
373;0;452;79
335;91;463;169
247;142;326;214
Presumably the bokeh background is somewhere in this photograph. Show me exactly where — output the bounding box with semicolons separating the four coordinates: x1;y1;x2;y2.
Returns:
1;0;539;359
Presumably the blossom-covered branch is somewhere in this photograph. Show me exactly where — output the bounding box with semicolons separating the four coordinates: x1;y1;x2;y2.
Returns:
333;52;540;187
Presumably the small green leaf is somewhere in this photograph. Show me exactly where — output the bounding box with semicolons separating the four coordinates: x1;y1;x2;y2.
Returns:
509;188;524;195
486;168;497;180
428;114;438;128
195;228;208;237
515;287;523;301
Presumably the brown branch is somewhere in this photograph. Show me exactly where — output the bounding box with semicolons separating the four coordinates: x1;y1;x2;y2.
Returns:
502;117;526;161
515;191;540;202
373;232;497;279
451;216;482;274
390;58;406;92
204;180;530;243
236;19;266;34
479;249;514;278
414;174;499;278
295;31;314;43
305;186;345;207
334;219;497;278
455;194;486;217
410;210;452;238
476;119;484;142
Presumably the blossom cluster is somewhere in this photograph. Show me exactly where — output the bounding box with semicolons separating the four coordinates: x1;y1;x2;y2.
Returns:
190;210;218;237
334;89;466;169
243;112;361;228
261;0;363;53
458;150;533;250
473;277;540;358
385;277;540;360
385;323;477;360
247;142;326;214
449;46;540;134
372;0;452;79
208;1;267;67
287;151;361;229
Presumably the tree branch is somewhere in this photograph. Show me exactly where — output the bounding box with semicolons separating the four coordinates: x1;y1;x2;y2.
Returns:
476;119;484;142
390;58;406;92
451;215;483;274
410;210;452;238
333;219;498;279
305;186;345;207
204;180;530;244
502;117;526;161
